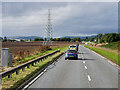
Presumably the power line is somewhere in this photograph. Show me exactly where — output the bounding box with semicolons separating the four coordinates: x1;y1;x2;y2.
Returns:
43;9;53;46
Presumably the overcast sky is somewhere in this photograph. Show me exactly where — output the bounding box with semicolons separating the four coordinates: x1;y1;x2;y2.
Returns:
2;2;118;38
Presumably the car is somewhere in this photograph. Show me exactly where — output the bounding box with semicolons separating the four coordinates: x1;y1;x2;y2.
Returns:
68;45;77;50
65;50;78;60
76;44;79;51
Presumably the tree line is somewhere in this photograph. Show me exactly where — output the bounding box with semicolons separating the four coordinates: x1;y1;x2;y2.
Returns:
1;33;120;43
95;33;120;43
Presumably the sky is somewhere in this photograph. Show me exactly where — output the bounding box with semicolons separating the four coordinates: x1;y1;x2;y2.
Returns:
1;2;118;38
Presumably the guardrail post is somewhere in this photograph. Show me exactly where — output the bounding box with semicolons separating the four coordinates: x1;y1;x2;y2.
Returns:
27;65;30;68
35;62;37;64
0;50;60;80
41;59;43;62
22;67;25;71
58;49;60;52
8;74;12;78
32;63;34;66
16;70;19;75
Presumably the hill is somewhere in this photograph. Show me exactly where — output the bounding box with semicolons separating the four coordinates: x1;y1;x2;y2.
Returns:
8;36;42;40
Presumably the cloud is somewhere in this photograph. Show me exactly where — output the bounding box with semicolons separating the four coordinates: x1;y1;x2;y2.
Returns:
2;2;118;37
2;0;119;2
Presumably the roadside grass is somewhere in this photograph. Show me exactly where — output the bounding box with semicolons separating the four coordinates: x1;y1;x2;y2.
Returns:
85;45;119;65
101;41;119;50
16;45;68;65
2;46;68;89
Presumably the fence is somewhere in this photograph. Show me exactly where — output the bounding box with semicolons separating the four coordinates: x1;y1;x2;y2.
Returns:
0;49;60;79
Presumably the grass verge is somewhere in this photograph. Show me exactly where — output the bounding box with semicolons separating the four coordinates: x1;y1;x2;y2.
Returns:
101;41;119;50
85;45;119;65
15;45;68;66
2;46;68;89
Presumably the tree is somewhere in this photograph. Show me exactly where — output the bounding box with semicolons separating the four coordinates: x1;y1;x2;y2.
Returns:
72;37;81;42
3;36;7;42
34;38;43;41
97;33;103;43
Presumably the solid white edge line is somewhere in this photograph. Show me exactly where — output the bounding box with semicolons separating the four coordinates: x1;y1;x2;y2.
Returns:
88;75;91;81
83;46;119;68
23;69;47;89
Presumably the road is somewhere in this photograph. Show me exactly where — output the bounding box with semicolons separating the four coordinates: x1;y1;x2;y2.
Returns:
26;45;118;88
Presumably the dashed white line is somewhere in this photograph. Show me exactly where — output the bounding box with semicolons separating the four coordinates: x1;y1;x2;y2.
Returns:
83;61;85;63
83;46;119;68
85;66;87;69
87;75;91;81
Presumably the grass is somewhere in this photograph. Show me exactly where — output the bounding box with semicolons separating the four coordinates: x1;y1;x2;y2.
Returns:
101;41;119;50
16;45;68;65
2;45;68;89
85;45;119;65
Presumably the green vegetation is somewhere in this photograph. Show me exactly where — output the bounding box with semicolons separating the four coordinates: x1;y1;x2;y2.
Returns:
101;41;119;50
81;33;120;43
97;33;120;43
85;46;119;65
53;37;81;42
2;46;68;89
34;38;44;41
17;46;68;65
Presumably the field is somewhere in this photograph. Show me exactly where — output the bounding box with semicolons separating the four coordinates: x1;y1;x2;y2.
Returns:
1;41;81;66
2;46;68;89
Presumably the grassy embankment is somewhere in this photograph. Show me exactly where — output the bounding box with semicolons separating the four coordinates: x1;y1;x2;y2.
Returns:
12;46;68;66
85;45;119;65
2;45;68;89
101;41;119;50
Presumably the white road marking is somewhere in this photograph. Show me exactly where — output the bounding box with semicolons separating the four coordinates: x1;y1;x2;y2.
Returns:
83;46;119;68
108;60;116;66
85;66;87;69
87;75;91;81
83;61;85;63
23;69;47;89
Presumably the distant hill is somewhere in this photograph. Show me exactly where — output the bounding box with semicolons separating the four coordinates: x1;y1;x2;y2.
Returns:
7;35;97;40
60;35;97;39
8;36;42;40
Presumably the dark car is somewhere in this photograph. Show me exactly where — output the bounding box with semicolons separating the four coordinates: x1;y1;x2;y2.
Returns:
65;50;78;60
76;44;79;51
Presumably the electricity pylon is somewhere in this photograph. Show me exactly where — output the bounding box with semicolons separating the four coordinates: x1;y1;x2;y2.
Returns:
43;9;53;46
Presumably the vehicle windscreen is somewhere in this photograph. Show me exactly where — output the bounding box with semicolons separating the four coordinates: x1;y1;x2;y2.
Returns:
70;46;76;48
67;50;77;53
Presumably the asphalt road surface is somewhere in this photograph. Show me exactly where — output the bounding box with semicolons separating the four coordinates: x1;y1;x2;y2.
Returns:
26;45;118;88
